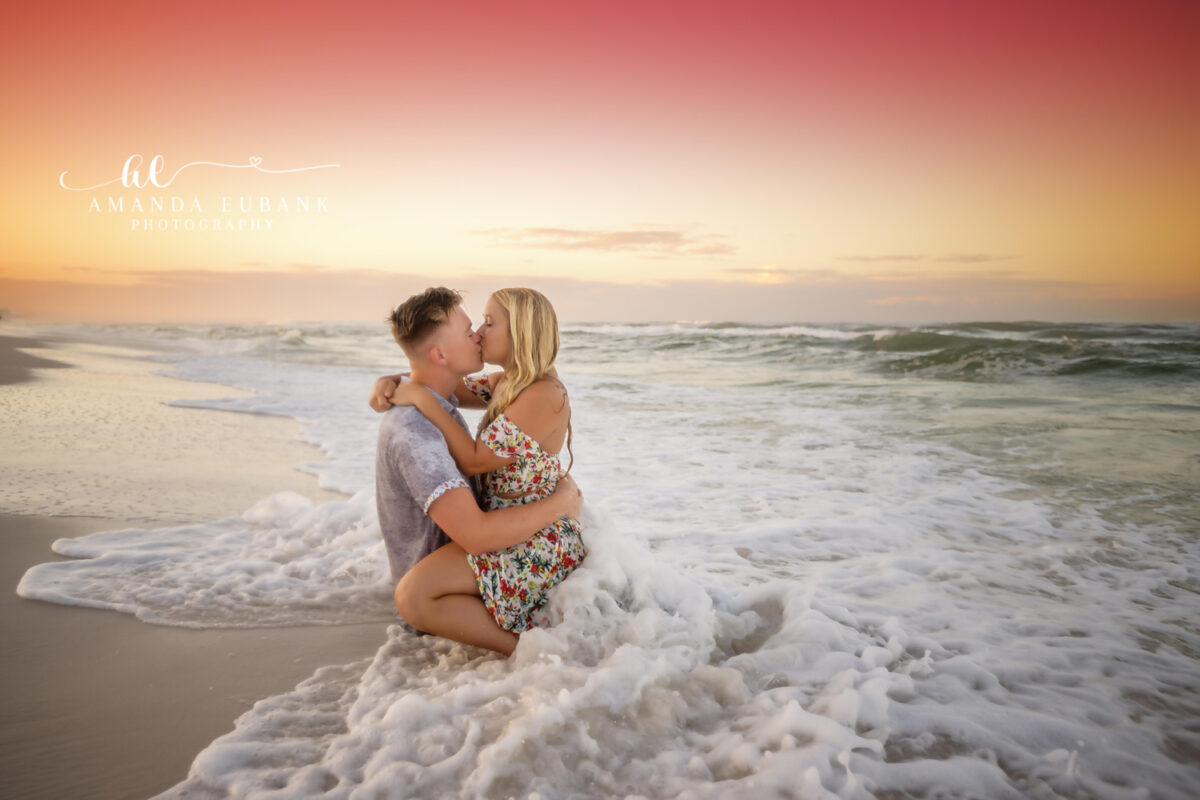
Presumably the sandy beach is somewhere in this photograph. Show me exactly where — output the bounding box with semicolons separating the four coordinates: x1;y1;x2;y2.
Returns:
0;333;388;800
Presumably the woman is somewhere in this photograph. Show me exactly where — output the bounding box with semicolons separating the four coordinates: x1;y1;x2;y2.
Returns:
385;288;586;637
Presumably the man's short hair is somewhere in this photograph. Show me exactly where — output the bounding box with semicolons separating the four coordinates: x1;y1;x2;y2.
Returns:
389;287;463;356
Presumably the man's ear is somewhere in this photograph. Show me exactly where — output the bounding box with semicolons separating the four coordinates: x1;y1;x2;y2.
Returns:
426;342;447;366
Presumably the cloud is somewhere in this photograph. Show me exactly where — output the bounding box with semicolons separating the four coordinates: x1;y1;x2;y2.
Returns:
835;253;1015;264
474;226;735;257
3;266;1197;325
62;265;120;273
282;263;340;272
722;266;1029;286
932;254;1015;264
238;262;337;271
863;269;1027;282
835;254;925;262
723;266;842;284
869;295;946;307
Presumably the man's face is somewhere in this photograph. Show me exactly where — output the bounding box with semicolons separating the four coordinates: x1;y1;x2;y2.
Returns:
434;305;484;375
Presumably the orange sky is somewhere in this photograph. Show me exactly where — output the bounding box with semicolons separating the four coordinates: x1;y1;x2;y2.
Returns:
2;0;1197;323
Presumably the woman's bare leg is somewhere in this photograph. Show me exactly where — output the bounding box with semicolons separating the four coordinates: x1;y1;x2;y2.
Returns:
394;542;518;656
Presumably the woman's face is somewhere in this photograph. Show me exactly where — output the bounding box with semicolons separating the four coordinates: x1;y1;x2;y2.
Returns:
477;295;512;367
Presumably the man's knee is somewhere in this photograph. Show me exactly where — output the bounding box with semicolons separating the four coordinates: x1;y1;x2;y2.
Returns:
394;575;425;630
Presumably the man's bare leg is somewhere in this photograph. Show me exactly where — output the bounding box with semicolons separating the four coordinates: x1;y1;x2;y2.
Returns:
394;542;518;656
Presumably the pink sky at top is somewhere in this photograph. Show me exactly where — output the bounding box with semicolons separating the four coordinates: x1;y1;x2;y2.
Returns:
1;0;1197;323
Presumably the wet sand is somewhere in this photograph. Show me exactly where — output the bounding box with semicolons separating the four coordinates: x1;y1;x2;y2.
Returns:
0;333;388;799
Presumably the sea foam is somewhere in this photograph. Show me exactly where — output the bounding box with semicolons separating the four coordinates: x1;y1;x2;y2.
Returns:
159;506;1188;799
18;491;394;627
13;322;1199;798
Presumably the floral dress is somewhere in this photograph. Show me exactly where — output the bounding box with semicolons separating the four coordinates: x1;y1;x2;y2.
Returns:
462;375;586;632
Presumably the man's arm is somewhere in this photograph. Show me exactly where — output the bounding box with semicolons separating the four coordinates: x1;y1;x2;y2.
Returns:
428;475;583;555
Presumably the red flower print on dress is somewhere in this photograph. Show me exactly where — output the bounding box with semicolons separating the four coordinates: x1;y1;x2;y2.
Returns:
465;412;585;633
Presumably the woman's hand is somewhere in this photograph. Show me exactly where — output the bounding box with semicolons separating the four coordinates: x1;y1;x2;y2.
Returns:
368;373;409;413
387;381;426;408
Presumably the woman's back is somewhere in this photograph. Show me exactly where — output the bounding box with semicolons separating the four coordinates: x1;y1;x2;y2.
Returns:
467;375;571;507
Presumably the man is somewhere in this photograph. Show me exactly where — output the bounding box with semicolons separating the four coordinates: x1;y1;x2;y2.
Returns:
374;287;582;655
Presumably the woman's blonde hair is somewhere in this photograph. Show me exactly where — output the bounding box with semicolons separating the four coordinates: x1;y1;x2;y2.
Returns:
480;287;572;470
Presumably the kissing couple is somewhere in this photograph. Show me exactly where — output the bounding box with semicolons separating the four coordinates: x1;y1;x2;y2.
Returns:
369;287;586;656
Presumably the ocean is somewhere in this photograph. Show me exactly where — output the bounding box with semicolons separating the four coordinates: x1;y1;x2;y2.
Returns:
15;320;1200;798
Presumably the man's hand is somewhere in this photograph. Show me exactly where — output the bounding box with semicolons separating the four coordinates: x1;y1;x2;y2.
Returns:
369;374;406;413
554;473;584;523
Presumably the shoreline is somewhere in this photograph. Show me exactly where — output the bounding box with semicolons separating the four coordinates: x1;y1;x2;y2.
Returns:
0;331;388;799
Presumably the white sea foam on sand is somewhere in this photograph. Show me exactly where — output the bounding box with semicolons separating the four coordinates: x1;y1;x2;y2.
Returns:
159;502;1192;799
14;324;1200;798
18;492;394;628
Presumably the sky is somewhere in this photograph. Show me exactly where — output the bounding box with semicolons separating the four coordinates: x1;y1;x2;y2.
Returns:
1;0;1197;324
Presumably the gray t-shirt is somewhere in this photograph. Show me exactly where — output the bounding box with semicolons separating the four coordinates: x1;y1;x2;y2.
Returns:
375;380;475;582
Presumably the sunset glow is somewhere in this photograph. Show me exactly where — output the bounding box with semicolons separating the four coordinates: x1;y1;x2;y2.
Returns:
2;0;1197;323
